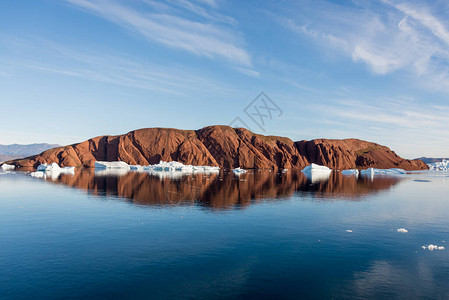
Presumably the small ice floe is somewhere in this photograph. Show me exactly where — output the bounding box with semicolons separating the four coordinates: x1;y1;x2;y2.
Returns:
422;244;445;251
397;228;408;233
341;169;359;176
232;167;247;175
360;168;406;176
1;163;15;171
30;171;45;178
346;230;353;233
302;163;332;183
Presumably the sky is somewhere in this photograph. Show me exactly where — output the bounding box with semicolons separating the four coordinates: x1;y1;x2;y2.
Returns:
1;0;449;158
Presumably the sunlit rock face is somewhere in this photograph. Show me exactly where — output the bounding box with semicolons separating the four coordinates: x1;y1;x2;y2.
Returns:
6;126;428;171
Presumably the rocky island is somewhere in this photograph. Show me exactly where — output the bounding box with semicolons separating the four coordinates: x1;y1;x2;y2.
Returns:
5;125;428;171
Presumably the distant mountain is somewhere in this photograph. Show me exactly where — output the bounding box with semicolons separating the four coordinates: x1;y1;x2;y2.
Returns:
416;157;448;164
5;125;428;171
0;143;60;162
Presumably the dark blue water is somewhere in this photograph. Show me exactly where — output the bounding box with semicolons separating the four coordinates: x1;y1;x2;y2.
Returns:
0;170;448;299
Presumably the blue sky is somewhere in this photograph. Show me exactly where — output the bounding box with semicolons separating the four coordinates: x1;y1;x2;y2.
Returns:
1;0;449;158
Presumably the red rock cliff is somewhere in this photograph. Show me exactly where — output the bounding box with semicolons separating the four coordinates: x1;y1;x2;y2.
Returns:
6;125;428;170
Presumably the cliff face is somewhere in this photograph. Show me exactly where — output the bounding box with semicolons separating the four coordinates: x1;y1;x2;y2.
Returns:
6;125;428;170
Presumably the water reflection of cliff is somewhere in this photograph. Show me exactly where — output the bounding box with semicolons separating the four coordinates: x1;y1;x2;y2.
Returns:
41;170;403;209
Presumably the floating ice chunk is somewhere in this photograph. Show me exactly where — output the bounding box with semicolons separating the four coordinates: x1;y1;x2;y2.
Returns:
397;228;408;233
233;167;247;175
302;163;331;173
130;165;143;171
346;230;353;233
32;163;75;180
428;159;449;171
1;163;15;171
30;171;45;178
95;161;130;169
37;162;61;172
341;169;359;176
360;168;406;176
302;163;332;183
128;161;220;179
422;244;445;251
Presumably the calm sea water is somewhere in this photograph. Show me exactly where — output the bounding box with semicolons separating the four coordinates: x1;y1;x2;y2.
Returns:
0;169;448;299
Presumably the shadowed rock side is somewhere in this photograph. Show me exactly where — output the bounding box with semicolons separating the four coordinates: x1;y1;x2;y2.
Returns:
43;170;401;209
6;126;427;170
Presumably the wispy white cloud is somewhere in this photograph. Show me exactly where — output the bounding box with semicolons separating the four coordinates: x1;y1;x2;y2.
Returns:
163;0;236;25
0;37;234;95
233;67;260;77
310;96;449;157
65;0;251;66
279;0;449;90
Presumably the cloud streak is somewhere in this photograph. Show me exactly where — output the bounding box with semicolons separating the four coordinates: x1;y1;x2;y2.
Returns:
280;0;449;90
0;37;234;96
65;0;251;66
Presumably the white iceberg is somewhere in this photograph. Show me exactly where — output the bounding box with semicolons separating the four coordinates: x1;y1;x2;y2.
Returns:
32;163;75;180
37;162;61;172
1;163;15;171
360;168;406;176
341;169;359;176
129;161;220;179
233;167;247;175
95;161;130;169
397;228;408;233
302;163;332;183
428;159;449;171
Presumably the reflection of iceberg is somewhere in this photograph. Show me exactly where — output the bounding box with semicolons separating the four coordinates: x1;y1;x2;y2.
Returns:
341;169;359;176
233;168;247;175
36;169;403;209
95;168;130;177
302;164;332;183
1;163;15;171
360;168;406;176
